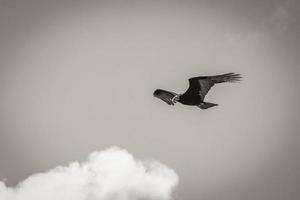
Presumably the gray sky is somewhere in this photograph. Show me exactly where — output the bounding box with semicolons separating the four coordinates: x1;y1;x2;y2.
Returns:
0;0;300;199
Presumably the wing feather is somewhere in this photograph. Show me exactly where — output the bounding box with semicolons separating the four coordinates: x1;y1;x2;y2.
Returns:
186;73;242;99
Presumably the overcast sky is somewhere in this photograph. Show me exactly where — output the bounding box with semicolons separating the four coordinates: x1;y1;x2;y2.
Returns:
0;0;300;200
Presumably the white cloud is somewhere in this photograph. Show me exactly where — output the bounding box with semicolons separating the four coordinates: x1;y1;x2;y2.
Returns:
0;147;178;200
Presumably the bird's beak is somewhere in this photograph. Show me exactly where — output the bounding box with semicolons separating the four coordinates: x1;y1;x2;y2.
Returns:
171;95;179;104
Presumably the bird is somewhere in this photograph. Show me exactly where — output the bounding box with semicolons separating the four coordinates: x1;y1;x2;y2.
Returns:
153;73;242;109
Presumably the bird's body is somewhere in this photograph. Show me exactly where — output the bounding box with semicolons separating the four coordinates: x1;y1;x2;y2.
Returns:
178;93;201;105
153;73;241;109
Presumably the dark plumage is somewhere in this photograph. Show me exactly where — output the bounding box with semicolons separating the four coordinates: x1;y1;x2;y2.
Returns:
153;73;242;109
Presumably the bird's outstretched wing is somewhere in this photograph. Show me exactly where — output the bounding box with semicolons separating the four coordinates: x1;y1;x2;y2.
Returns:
153;89;178;105
185;73;242;99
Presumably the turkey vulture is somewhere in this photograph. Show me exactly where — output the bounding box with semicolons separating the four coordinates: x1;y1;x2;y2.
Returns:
153;73;242;109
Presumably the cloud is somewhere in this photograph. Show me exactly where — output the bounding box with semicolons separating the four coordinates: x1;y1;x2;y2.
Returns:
225;0;295;46
0;147;178;200
260;0;293;34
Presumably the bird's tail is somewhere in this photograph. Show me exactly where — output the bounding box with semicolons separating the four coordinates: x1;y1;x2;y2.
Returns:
197;102;218;109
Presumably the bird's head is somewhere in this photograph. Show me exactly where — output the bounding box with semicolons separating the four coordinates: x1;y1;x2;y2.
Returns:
153;89;164;96
153;89;179;106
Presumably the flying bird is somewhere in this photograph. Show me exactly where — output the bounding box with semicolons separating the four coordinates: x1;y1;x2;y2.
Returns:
153;73;242;109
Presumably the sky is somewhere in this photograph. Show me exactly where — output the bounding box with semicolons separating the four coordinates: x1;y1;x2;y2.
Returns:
0;0;299;200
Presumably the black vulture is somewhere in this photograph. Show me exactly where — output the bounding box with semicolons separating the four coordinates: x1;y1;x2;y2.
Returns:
153;73;242;109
